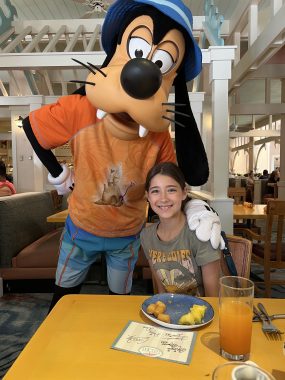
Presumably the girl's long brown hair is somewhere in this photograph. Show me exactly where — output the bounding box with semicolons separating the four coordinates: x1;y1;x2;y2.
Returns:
145;162;191;209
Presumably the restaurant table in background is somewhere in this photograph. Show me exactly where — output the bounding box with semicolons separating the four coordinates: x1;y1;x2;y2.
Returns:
233;204;267;220
4;295;285;380
47;209;68;223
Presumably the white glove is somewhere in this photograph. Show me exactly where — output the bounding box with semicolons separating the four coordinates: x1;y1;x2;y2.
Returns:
48;164;74;195
184;199;225;250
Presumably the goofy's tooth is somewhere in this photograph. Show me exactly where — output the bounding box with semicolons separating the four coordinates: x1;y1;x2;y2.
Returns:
96;109;107;119
139;125;148;138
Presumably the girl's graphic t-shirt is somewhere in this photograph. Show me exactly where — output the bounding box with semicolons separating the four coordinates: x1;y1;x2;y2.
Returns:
140;222;221;296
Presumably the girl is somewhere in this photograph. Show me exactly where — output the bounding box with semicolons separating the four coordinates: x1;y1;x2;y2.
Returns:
141;162;221;296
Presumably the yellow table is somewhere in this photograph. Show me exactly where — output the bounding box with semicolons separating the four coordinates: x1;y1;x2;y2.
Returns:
4;295;285;380
47;209;68;223
233;204;267;220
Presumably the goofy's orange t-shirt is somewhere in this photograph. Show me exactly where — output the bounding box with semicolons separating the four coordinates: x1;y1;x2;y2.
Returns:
30;95;176;237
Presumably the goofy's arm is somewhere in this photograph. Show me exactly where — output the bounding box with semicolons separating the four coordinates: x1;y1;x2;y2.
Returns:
22;117;74;195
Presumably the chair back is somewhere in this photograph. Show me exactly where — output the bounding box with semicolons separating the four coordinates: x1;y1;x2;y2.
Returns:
248;199;285;296
263;183;278;203
220;235;252;279
264;200;285;263
228;187;246;204
229;178;236;187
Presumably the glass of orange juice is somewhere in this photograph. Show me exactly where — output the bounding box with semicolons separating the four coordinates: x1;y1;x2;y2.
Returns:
219;276;254;361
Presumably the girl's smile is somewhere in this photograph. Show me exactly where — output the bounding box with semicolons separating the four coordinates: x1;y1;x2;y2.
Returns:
147;173;187;219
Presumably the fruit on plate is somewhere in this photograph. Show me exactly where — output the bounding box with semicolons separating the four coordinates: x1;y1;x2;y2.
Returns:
178;304;207;325
178;312;195;325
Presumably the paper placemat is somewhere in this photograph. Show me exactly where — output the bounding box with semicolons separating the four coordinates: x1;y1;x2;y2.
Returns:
111;321;196;365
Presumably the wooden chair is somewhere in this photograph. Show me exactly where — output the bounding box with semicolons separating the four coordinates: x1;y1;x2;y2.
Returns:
228;187;246;205
228;186;261;235
236;199;285;297
221;235;252;279
228;186;250;230
136;234;252;294
263;183;278;204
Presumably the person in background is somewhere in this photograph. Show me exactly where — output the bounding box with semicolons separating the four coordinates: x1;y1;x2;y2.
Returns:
140;162;221;297
245;170;254;202
246;170;254;184
266;170;279;197
259;169;269;179
0;160;16;197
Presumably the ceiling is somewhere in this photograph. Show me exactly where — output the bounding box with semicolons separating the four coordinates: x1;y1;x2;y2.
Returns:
8;0;266;21
0;0;282;134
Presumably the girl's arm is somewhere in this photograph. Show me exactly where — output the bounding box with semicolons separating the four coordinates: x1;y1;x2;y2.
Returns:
138;242;165;294
148;261;165;294
201;259;221;297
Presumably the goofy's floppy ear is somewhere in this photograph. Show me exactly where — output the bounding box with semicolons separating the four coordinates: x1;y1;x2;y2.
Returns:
174;71;209;186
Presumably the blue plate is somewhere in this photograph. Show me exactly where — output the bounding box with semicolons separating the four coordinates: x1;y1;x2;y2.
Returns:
141;293;214;330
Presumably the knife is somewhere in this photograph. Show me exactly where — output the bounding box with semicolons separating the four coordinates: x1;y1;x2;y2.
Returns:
253;314;285;321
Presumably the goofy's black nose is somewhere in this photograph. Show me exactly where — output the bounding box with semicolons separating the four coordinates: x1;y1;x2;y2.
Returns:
120;58;162;100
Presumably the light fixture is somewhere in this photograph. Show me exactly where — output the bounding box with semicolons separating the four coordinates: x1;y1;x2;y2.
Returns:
15;116;24;128
75;0;112;18
84;0;107;11
229;123;238;131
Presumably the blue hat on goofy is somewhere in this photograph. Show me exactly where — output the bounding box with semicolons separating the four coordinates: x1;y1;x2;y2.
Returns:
101;0;202;82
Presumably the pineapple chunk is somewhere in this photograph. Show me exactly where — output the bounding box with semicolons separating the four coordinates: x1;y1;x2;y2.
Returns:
190;309;204;323
190;304;207;320
178;304;207;325
178;312;195;325
190;304;207;314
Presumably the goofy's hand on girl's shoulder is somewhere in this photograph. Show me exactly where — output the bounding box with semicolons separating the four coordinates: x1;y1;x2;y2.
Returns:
48;163;74;195
184;199;225;250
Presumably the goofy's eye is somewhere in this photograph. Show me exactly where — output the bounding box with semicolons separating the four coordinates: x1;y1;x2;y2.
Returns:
151;49;174;74
128;37;151;59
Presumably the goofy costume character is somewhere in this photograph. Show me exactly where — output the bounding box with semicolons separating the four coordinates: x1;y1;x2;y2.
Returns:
23;0;224;310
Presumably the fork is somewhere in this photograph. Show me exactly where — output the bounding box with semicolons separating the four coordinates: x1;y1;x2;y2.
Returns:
253;305;273;335
256;303;284;339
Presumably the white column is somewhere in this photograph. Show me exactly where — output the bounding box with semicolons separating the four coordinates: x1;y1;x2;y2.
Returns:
189;92;205;133
29;101;47;192
10;96;47;192
10;107;31;193
207;46;236;234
